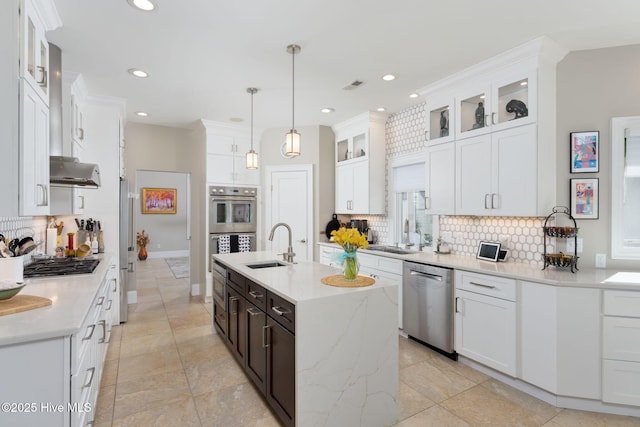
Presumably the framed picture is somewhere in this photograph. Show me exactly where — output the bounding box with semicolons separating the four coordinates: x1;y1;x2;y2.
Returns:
570;178;598;219
141;187;177;214
570;131;599;173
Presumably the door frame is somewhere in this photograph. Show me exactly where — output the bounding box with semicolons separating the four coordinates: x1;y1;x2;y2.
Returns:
264;164;314;261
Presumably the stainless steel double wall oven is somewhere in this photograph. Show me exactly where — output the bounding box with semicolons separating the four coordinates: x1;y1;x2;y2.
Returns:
209;186;257;266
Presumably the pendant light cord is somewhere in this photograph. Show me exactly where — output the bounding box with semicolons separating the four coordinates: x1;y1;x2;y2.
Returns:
291;46;295;130
250;90;254;150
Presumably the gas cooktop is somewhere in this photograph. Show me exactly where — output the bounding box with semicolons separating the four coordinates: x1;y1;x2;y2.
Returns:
24;257;100;278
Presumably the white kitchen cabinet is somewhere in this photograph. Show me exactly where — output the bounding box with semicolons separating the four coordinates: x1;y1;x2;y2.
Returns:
520;281;557;392
319;245;340;267
19;0;52;105
20;79;50;216
454;271;516;376
425;142;455;214
455;64;535;140
456;123;537;216
602;290;640;406
358;251;403;328
425;94;455;146
206;132;259;185
333;112;387;214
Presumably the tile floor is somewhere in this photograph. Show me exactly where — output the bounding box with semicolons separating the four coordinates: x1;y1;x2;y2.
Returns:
94;259;640;426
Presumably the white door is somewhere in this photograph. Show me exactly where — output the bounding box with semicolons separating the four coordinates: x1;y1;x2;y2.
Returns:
265;165;313;261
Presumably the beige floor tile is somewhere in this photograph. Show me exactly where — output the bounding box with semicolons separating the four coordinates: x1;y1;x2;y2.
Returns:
173;324;217;345
480;379;562;423
119;331;176;358
399;336;435;368
169;311;212;331
105;333;121;361
112;396;201;427
94;384;115;426
164;301;210;318
543;409;640;426
441;383;553;426
122;317;172;340
193;382;276;427
185;355;249;396
396;405;471;427
177;334;230;367
125;306;168;323
398;381;437;421
113;370;193;420
116;346;183;383
429;353;490;385
100;358;119;387
400;359;476;403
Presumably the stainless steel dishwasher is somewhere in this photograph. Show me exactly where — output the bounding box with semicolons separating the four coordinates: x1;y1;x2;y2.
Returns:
403;261;457;359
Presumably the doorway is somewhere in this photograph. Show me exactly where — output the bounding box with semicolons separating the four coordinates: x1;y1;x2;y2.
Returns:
264;165;313;261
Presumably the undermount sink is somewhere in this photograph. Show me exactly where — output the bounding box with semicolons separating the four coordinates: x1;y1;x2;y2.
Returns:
366;245;415;255
245;261;288;269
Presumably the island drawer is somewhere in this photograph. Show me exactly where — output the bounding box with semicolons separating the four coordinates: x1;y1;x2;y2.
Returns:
246;280;267;311
267;291;295;334
228;269;246;293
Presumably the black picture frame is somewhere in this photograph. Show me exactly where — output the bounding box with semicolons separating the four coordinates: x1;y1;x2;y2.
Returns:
570;131;599;173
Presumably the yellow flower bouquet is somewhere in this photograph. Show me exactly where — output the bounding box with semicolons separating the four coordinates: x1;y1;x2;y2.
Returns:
331;227;369;280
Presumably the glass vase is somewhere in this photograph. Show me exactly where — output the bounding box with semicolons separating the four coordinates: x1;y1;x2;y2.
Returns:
343;251;359;280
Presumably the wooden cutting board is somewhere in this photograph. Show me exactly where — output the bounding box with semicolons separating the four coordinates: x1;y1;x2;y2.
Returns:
321;275;375;288
0;295;52;316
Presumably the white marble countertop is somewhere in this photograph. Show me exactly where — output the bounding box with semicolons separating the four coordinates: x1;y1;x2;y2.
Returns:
319;242;640;290
0;253;115;347
213;251;398;304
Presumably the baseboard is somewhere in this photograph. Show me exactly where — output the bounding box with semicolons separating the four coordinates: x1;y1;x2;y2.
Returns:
147;250;189;259
191;283;200;296
127;290;137;304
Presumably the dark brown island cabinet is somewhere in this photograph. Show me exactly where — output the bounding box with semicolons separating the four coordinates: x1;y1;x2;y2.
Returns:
217;266;296;426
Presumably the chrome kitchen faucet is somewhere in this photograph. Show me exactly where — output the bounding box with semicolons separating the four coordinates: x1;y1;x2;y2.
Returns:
268;222;296;263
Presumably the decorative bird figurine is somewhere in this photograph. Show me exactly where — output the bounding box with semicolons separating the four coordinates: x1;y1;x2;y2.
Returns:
506;99;528;119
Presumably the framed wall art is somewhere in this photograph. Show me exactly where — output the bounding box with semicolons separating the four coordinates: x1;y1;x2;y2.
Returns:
570;178;598;219
142;187;177;214
570;131;599;173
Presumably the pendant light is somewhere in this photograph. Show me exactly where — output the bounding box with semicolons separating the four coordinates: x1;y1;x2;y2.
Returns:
246;87;258;169
285;44;301;156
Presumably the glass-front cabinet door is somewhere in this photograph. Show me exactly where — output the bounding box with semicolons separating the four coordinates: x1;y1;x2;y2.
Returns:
20;0;50;104
425;94;454;146
336;130;367;163
490;70;536;131
456;86;490;139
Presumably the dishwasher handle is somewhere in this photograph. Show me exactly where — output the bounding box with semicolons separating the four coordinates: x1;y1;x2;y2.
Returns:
409;270;443;281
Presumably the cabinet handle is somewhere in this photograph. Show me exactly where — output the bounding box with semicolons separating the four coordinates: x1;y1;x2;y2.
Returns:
105;299;113;311
469;281;496;289
36;66;47;86
37;184;48;207
96;296;105;306
82;324;96;341
82;367;96;389
78;128;84;140
271;306;291;316
248;290;263;299
425;196;431;210
491;112;497;125
229;296;239;314
484;114;489;127
424;130;429;141
111;278;117;293
247;307;261;316
262;325;270;348
98;320;106;343
78;195;85;209
484;193;491;209
491;193;498;209
455;297;460;313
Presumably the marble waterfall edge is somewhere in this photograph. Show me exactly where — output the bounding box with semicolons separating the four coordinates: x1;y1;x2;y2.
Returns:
296;285;399;426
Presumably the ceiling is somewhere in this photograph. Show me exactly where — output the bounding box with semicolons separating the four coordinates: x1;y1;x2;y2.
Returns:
47;0;640;130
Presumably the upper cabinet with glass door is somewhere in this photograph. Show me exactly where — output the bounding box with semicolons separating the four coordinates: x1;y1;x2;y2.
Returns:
455;64;536;140
424;94;455;146
19;0;58;105
334;112;387;164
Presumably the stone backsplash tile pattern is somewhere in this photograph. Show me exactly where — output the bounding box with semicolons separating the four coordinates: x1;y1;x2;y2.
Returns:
359;101;549;266
0;216;48;253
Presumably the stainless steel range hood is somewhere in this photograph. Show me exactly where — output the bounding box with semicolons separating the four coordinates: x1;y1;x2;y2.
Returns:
50;155;101;187
49;43;101;188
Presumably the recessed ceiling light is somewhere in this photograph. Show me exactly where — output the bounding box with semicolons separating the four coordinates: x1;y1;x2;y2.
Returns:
382;74;396;81
128;68;149;78
135;111;149;117
230;117;244;122
409;93;419;99
377;107;386;112
127;0;157;11
480;95;486;99
520;81;528;86
321;108;334;113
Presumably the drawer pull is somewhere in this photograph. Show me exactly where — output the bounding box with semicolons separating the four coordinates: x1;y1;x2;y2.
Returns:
247;307;262;316
262;325;270;348
106;300;113;311
82;367;95;389
229;296;239;315
98;320;106;343
248;290;263;299
82;324;96;341
469;281;496;289
96;296;105;306
271;306;291;316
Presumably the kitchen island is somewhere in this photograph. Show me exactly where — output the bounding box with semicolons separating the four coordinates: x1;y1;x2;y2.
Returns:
213;251;399;427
